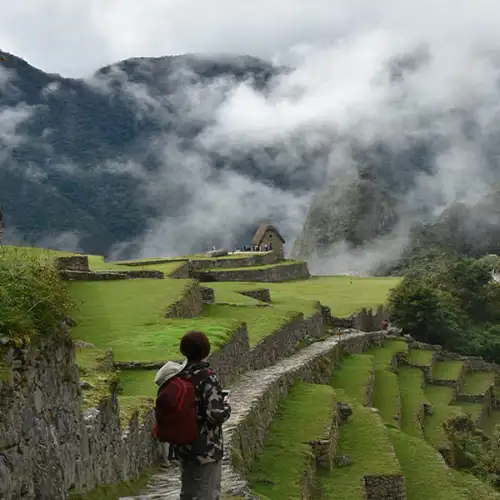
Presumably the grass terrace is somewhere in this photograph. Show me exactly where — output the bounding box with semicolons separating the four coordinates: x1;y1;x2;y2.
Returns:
199;260;302;272
202;304;301;346
70;279;237;362
372;369;400;427
482;410;500;437
389;428;468;500
366;339;408;368
423;385;462;449
461;371;496;395
398;367;427;438
330;354;374;404
455;401;484;422
248;382;336;500
432;360;464;382
407;348;434;367
321;394;401;500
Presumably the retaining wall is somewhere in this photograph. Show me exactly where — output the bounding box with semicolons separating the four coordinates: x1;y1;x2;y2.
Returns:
0;333;161;500
164;282;204;319
56;256;90;271
194;261;310;283
221;331;388;498
189;253;278;270
331;305;387;332
238;288;271;303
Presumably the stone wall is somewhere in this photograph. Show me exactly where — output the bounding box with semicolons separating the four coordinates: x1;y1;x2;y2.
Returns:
0;333;161;500
222;331;388;497
59;270;128;281
330;305;387;332
248;310;325;370
189;253;278;270
200;286;215;303
194;261;310;283
164;282;204;319
168;261;192;279
238;288;271;303
56;256;90;271
60;269;164;281
364;474;407;500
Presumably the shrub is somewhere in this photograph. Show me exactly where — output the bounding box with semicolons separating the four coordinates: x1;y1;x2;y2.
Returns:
0;251;73;341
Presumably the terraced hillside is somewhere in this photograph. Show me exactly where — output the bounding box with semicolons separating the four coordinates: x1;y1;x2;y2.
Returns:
43;248;395;429
246;338;500;500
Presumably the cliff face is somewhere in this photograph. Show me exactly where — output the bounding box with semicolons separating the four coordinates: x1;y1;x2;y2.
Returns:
291;173;398;260
0;331;159;499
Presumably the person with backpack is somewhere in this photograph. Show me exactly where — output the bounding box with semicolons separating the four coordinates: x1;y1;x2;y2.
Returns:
154;330;231;500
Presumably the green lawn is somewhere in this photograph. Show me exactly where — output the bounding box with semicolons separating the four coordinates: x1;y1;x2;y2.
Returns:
321;395;401;500
432;361;464;382
202;304;300;346
399;367;427;438
389;428;468;500
248;382;336;500
70;280;237;362
450;470;500;500
455;402;484;423
366;340;408;368
267;275;399;318
373;368;400;427
482;410;500;437
461;371;496;395
202;260;301;272
407;349;434;367
423;385;463;450
119;369;158;398
331;354;374;405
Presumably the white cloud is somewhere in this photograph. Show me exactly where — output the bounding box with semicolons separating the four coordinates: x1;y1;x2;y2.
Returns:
4;1;500;269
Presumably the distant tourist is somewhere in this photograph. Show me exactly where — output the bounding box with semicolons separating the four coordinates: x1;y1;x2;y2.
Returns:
212;245;216;251
269;243;273;250
264;244;268;251
381;319;389;331
154;330;231;500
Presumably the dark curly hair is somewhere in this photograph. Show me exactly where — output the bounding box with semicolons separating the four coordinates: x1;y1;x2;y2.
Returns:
180;330;211;362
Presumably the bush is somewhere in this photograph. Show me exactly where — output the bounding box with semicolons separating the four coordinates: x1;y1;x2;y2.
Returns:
0;251;73;341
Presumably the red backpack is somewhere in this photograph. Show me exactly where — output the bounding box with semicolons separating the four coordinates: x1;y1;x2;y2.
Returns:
154;369;211;445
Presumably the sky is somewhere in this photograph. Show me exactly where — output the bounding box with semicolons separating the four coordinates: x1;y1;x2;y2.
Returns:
3;1;500;271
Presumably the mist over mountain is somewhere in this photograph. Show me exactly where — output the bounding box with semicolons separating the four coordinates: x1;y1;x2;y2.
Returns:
3;22;500;268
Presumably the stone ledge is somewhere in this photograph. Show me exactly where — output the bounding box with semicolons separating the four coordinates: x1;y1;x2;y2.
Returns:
59;270;129;281
189;253;277;270
56;255;90;271
363;474;407;500
193;261;310;283
164;282;204;318
238;288;271;303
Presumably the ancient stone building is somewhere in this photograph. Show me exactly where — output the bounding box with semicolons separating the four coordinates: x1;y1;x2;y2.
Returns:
252;223;285;259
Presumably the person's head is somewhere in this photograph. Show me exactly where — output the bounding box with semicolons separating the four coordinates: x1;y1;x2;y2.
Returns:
180;330;211;362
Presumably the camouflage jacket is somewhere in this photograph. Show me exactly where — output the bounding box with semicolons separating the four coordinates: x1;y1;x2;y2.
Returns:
174;361;231;464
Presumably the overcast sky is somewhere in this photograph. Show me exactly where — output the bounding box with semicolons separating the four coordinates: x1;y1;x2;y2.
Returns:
4;0;500;271
2;0;500;77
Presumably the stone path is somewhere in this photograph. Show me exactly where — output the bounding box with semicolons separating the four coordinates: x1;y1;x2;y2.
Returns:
121;332;371;500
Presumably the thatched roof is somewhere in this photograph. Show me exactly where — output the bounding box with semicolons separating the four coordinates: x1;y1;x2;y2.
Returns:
252;223;285;245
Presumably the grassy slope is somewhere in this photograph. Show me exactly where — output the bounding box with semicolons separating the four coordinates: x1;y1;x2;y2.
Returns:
373;369;400;427
70;279;236;362
330;354;374;404
461;371;496;394
407;349;434;367
432;361;464;381
389;428;468;500
248;382;336;500
399;367;427;438
321;394;401;500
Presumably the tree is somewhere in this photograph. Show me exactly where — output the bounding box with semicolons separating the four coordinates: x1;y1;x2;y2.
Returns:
387;279;465;348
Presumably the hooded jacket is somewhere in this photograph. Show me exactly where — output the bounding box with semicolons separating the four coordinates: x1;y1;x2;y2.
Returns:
174;360;231;463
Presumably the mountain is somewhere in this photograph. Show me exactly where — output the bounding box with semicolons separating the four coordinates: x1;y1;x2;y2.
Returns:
291;170;398;259
0;51;283;255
